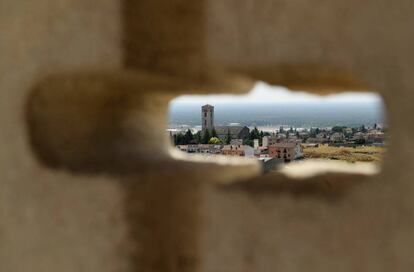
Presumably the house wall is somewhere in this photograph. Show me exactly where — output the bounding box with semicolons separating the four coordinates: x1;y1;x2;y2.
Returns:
243;146;255;158
268;146;295;160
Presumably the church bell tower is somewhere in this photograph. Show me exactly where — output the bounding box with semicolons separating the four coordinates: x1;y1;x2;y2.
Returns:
201;104;214;133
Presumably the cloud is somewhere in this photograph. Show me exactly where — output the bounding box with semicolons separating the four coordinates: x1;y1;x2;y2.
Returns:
171;82;383;105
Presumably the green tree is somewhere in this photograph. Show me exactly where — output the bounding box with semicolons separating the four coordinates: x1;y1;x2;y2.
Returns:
184;129;194;144
208;137;221;144
175;133;186;145
332;126;345;133
259;130;264;145
225;129;231;144
211;128;218;138
244;139;253;147
195;131;202;144
202;129;210;144
250;126;260;140
173;134;178;146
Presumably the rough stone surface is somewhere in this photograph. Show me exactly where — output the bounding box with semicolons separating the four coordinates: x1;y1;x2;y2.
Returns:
2;0;414;272
0;1;129;271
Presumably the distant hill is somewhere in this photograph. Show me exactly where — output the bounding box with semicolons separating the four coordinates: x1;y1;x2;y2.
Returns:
168;102;385;128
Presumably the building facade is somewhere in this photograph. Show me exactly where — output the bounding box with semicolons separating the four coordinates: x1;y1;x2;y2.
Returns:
268;142;303;162
221;145;254;157
215;126;250;142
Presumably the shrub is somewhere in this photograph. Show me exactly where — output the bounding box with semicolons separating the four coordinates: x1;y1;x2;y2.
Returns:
208;137;221;144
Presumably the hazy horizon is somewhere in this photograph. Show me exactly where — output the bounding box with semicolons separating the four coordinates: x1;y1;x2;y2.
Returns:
169;83;385;129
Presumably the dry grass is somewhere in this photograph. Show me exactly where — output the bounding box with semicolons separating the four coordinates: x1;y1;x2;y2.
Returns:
303;144;385;164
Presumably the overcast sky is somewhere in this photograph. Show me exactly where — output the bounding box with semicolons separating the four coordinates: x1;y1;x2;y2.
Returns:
171;82;383;106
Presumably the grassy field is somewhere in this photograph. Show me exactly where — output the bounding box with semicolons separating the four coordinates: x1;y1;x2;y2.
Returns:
302;144;385;164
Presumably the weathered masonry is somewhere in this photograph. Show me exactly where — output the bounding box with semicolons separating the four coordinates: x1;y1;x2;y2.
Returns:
1;1;414;272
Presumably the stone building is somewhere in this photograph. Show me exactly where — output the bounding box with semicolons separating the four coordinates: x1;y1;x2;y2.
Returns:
262;135;281;147
201;104;250;142
214;125;250;142
268;142;303;162
201;104;214;133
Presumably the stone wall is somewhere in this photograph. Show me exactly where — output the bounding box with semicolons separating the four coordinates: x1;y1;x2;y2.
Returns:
0;1;129;271
2;1;414;271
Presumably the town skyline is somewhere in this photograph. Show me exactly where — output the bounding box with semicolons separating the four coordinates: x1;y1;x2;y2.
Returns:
170;103;386;169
